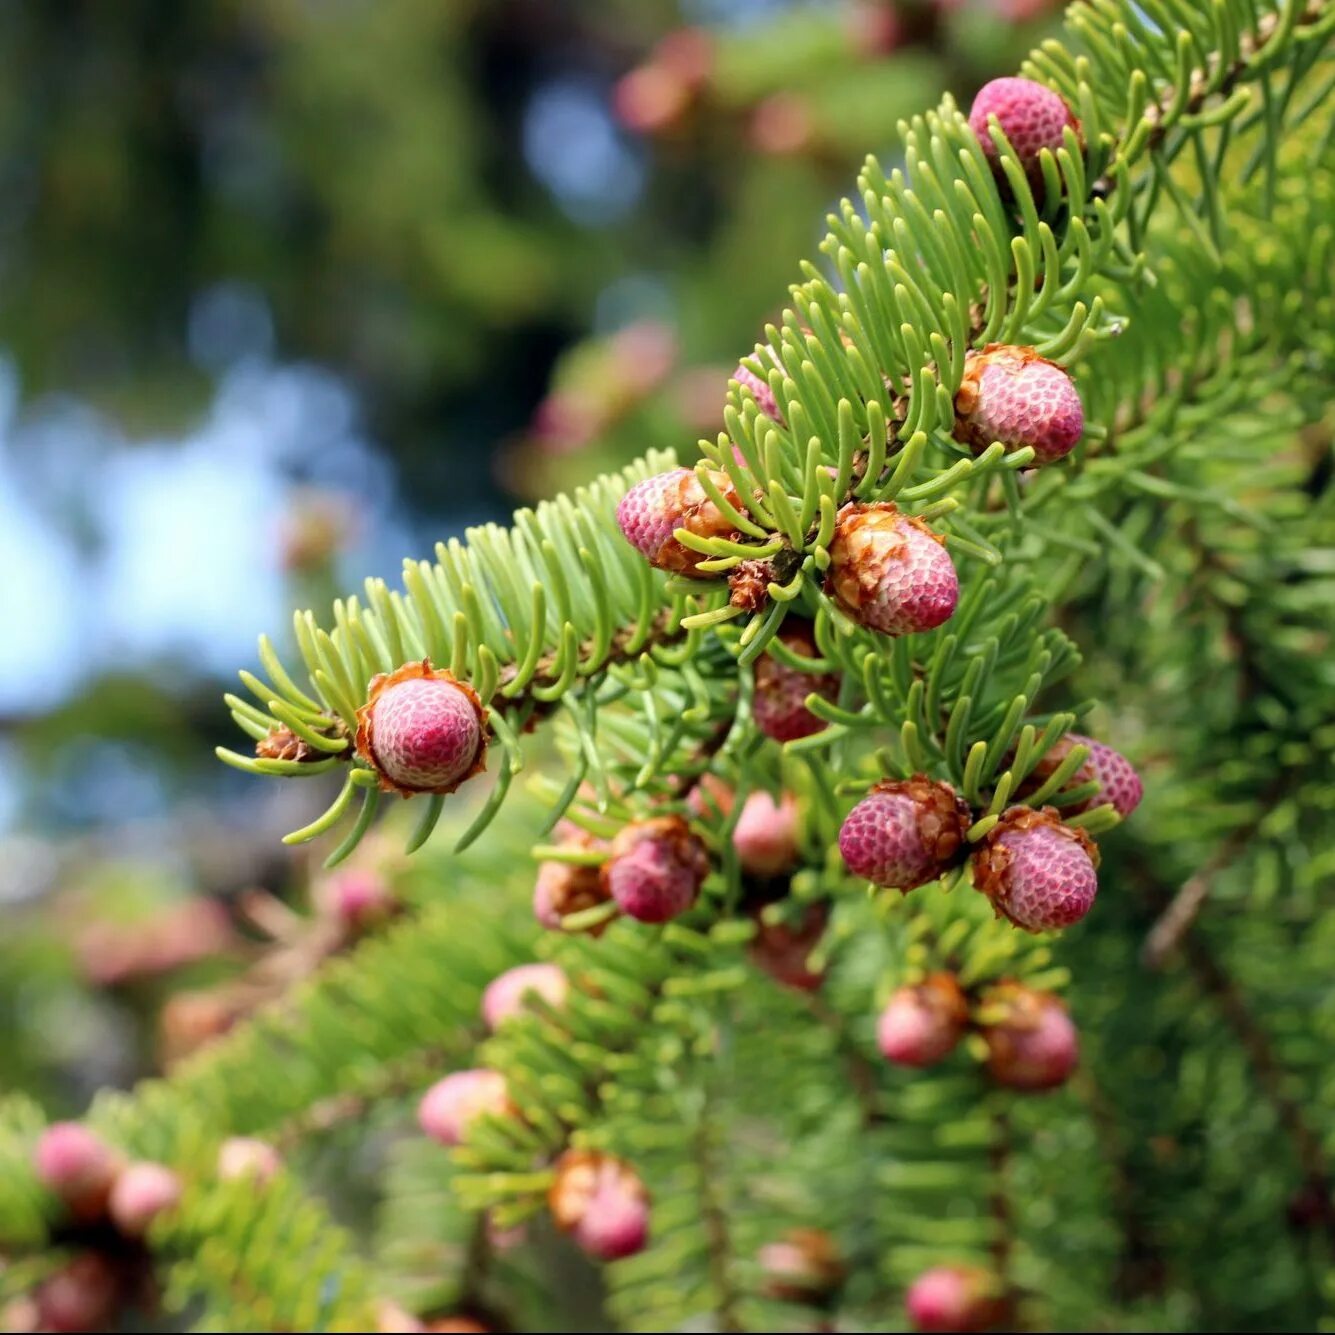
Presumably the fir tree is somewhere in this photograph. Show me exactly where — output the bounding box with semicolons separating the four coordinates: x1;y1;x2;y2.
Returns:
3;1;1334;1331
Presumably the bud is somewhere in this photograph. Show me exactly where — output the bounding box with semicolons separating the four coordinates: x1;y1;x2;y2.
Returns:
417;1070;510;1147
533;839;612;934
876;974;969;1068
747;902;829;992
752;619;841;743
733;345;784;423
968;77;1081;179
905;1265;1006;1333
613;64;692;136
733;791;800;878
159;989;236;1067
749;94;813;156
317;867;400;935
1015;733;1143;819
954;344;1083;466
980;983;1079;1091
758;1227;846;1304
481;963;569;1031
109;1161;183;1236
687;772;735;821
602;816;711;923
355;660;488;797
549;1150;650;1262
838;777;971;891
35;1254;120;1335
971;806;1100;933
34;1124;120;1216
616;468;744;576
375;1300;427;1334
827;504;959;637
217;1137;282;1185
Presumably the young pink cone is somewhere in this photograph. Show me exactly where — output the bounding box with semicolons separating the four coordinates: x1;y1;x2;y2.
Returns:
533;822;611;934
317;867;400;934
732;791;800;877
375;1299;427;1334
108;1161;182;1236
752;619;841;743
758;1227;846;1304
827;504;959;637
217;1137;282;1185
838;777;971;891
615;467;743;576
481;963;569;1030
981;982;1079;1091
355;660;488;797
906;1265;1007;1333
33;1124;121;1216
602;816;710;923
747;901;829;992
1017;733;1143;818
954;344;1083;465
733;346;784;423
417;1070;511;1147
35;1254;121;1335
549;1150;650;1262
968;77;1080;177
877;974;970;1068
972;806;1100;933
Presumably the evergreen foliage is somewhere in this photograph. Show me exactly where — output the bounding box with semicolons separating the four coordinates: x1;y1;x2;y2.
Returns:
4;2;1333;1331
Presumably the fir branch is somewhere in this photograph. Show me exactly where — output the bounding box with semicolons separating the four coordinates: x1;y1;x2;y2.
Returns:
1140;776;1287;968
1176;929;1335;1255
696;1069;745;1334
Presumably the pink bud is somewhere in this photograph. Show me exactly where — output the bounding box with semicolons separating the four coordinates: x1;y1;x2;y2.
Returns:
972;806;1100;933
35;1254;120;1334
549;1151;650;1262
732;791;800;877
839;778;971;891
34;1124;119;1212
481;964;569;1031
981;984;1079;1091
1014;733;1143;819
108;1161;182;1236
613;64;692;136
375;1299;427;1333
355;660;488;797
749;93;813;156
217;1137;281;1185
877;974;969;1068
758;1227;846;1303
655;28;714;91
417;1070;510;1147
318;868;399;934
602;817;710;923
827;504;959;637
615;468;743;576
748;902;829;993
954;345;1083;466
968;77;1080;177
906;1265;1005;1333
752;619;841;743
733;345;784;423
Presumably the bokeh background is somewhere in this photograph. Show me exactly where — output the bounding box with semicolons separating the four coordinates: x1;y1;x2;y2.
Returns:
0;0;1063;1111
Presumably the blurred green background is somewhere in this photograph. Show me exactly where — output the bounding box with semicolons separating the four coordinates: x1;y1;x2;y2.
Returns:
0;0;1062;1106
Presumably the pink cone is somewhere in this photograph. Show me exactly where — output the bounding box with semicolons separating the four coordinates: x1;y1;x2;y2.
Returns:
827;505;958;637
108;1161;182;1236
481;963;569;1030
417;1070;510;1147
